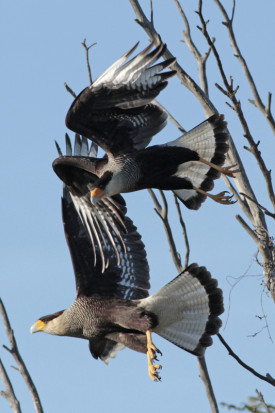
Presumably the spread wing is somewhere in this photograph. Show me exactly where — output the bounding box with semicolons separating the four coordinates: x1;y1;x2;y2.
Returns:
61;165;150;364
61;175;150;301
65;41;176;156
54;134;129;272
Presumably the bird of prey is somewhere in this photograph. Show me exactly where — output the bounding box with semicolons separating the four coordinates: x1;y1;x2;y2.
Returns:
59;40;237;211
32;136;224;381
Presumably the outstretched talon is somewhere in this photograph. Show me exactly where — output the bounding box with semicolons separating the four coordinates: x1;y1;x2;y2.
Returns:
193;186;236;205
219;164;240;178
208;190;235;205
199;158;240;178
146;330;162;382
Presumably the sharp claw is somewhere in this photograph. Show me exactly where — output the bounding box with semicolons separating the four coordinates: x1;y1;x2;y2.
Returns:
146;330;162;382
221;164;240;178
214;191;236;205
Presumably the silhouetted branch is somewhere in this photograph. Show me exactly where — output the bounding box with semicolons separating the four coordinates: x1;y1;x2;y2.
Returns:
174;0;211;96
81;39;96;85
147;189;183;272
0;298;44;413
213;0;275;135
197;357;219;413
218;334;275;387
0;359;22;413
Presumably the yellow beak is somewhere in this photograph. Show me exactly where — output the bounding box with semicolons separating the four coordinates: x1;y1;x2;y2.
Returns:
90;188;105;203
30;320;46;334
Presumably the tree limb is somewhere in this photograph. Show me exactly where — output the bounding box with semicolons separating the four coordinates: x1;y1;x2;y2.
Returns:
0;298;44;413
213;0;275;135
0;359;22;413
197;357;219;413
218;334;275;387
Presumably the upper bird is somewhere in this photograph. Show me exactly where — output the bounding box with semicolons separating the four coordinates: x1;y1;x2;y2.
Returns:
55;40;237;211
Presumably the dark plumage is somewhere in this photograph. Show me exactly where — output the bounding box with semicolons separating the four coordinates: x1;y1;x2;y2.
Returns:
58;40;237;212
31;136;224;380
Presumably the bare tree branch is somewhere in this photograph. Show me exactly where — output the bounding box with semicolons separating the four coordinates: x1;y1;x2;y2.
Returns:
196;0;275;214
147;189;183;272
197;357;219;413
256;389;273;413
0;359;22;413
218;334;275;387
0;298;44;413
174;0;212;96
194;0;275;301
239;192;275;219
213;0;275;135
153;99;186;133
81;39;97;85
173;194;190;268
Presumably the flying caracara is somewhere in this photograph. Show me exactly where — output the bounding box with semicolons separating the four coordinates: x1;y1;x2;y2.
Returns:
56;40;237;211
32;136;224;381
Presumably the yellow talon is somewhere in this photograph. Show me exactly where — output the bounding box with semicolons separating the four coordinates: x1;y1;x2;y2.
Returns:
146;330;162;382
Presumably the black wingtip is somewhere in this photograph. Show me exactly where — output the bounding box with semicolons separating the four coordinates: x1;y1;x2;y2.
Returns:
184;263;224;356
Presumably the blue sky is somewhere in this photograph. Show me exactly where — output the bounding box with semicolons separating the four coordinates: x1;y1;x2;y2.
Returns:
1;1;275;412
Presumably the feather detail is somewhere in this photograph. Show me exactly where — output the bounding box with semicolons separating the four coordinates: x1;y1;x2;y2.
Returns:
140;263;223;356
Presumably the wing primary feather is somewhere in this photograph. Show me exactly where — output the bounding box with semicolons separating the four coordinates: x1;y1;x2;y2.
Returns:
81;136;89;156
92;204;122;266
55;141;63;156
86;208;108;273
65;133;72;156
89;141;98;157
113;41;155;83
74;134;82;156
78;204;97;268
104;198;127;235
92;41;140;87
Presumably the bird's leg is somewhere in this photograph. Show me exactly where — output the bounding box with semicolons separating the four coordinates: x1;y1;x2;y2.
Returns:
199;158;239;178
146;330;162;382
193;186;236;205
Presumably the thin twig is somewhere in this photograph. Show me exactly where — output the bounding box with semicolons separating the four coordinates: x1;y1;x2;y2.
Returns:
0;359;22;413
147;189;182;272
213;0;275;135
153;99;186;133
173;194;190;267
81;39;96;85
174;0;211;96
64;82;77;98
0;298;44;413
218;334;275;387
256;389;272;413
239;192;275;219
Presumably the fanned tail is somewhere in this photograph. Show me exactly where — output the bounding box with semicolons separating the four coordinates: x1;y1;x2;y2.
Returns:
140;263;223;356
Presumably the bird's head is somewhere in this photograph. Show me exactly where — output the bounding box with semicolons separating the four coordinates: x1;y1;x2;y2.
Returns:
90;171;114;204
30;310;66;336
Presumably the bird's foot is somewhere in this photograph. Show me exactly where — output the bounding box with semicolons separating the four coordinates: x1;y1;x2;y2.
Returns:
199;158;239;178
207;190;236;205
193;186;236;205
219;164;240;178
146;330;162;382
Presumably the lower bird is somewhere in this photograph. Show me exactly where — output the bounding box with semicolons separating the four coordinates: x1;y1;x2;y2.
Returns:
31;136;224;381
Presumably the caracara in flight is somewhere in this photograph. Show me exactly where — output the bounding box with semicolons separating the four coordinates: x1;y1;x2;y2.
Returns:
32;136;223;381
56;41;237;211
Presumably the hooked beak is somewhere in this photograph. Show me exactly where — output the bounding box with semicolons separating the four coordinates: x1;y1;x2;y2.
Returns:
90;187;105;204
30;320;46;334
